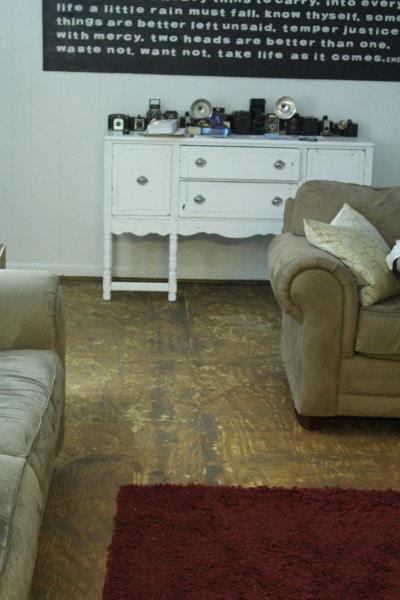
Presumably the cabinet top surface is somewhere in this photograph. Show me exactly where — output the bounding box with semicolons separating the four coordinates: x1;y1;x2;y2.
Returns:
104;131;374;148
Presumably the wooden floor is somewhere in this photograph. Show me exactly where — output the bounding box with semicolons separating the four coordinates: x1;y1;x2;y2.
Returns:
30;279;400;599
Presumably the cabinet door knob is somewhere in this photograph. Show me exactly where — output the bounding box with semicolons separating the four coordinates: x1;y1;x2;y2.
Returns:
136;175;148;185
194;195;206;204
195;158;207;168
274;159;286;170
271;196;283;206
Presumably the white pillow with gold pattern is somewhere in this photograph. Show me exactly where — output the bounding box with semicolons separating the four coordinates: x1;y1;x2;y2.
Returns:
304;203;400;306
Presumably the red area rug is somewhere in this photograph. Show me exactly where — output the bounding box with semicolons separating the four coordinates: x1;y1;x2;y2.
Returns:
102;484;400;600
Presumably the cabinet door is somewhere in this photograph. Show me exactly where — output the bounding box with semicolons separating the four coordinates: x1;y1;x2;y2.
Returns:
306;148;366;184
112;144;171;215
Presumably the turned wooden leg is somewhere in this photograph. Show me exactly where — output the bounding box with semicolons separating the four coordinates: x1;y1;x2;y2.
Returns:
103;230;112;301
168;233;178;302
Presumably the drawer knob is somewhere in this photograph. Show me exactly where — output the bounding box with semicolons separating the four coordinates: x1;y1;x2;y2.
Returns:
136;175;148;186
194;195;206;205
274;159;286;170
271;196;283;206
195;158;207;168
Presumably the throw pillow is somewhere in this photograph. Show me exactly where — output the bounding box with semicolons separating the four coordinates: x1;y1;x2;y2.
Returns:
304;203;400;306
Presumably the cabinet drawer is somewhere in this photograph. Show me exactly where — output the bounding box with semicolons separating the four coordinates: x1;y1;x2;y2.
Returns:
179;182;297;218
111;144;171;215
180;146;300;181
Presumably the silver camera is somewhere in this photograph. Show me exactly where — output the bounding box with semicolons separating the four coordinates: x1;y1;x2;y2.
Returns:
266;114;279;133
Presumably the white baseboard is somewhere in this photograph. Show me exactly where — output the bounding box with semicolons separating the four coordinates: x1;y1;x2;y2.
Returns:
6;261;269;281
6;236;273;280
6;262;103;277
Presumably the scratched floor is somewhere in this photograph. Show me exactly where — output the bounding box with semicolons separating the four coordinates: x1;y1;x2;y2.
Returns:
30;279;400;600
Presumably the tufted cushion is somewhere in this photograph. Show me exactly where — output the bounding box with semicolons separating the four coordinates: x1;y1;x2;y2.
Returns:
0;349;64;496
0;457;43;598
356;295;400;359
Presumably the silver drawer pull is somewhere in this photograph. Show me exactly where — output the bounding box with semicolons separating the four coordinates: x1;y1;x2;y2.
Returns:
271;196;283;206
194;195;206;204
136;175;148;185
195;158;207;168
274;159;286;170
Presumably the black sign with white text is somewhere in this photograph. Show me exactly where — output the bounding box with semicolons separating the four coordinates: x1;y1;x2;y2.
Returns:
42;1;400;81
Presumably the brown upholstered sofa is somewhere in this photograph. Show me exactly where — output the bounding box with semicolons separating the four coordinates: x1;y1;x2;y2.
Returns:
0;271;65;599
267;180;400;429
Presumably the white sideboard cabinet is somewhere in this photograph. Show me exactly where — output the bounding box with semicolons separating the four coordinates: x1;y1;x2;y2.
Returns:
103;133;374;301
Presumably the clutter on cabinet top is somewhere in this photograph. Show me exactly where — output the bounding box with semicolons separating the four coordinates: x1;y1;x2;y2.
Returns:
107;97;359;138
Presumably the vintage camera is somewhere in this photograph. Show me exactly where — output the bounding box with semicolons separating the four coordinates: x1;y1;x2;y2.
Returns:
284;113;304;135
132;115;147;131
302;117;320;136
147;99;161;122
163;110;179;121
336;119;358;137
250;98;266;135
180;112;192;128
320;115;334;136
250;98;265;116
265;114;279;133
252;113;266;135
231;111;252;135
213;107;226;119
108;114;130;131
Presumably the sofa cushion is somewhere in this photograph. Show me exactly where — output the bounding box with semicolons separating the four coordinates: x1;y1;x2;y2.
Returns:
356;295;400;359
0;349;64;496
0;455;44;600
304;204;400;306
289;180;400;247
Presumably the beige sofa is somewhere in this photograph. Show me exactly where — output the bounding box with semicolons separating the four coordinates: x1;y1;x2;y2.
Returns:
267;180;400;429
0;270;65;600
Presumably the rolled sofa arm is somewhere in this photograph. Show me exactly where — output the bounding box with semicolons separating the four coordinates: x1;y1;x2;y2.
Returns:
267;233;359;357
0;270;65;366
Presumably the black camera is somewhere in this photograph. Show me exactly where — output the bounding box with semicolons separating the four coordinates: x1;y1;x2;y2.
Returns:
252;113;266;135
336;119;358;137
250;98;266;135
213;107;226;118
302;117;320;136
180;111;192;128
231;111;252;135
163;110;179;121
108;114;130;131
132;115;147;131
147;99;161;122
284;113;304;135
250;98;265;116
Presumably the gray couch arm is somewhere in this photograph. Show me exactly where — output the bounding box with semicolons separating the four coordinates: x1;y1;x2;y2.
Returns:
267;233;359;358
0;270;65;366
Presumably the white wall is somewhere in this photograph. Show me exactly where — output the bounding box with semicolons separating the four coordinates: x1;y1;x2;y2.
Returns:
1;0;400;280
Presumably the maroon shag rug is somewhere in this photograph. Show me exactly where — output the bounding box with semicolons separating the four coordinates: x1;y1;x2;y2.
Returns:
102;484;400;600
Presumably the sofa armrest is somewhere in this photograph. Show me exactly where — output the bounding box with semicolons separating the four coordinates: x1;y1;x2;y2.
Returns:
0;270;65;366
267;233;359;357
